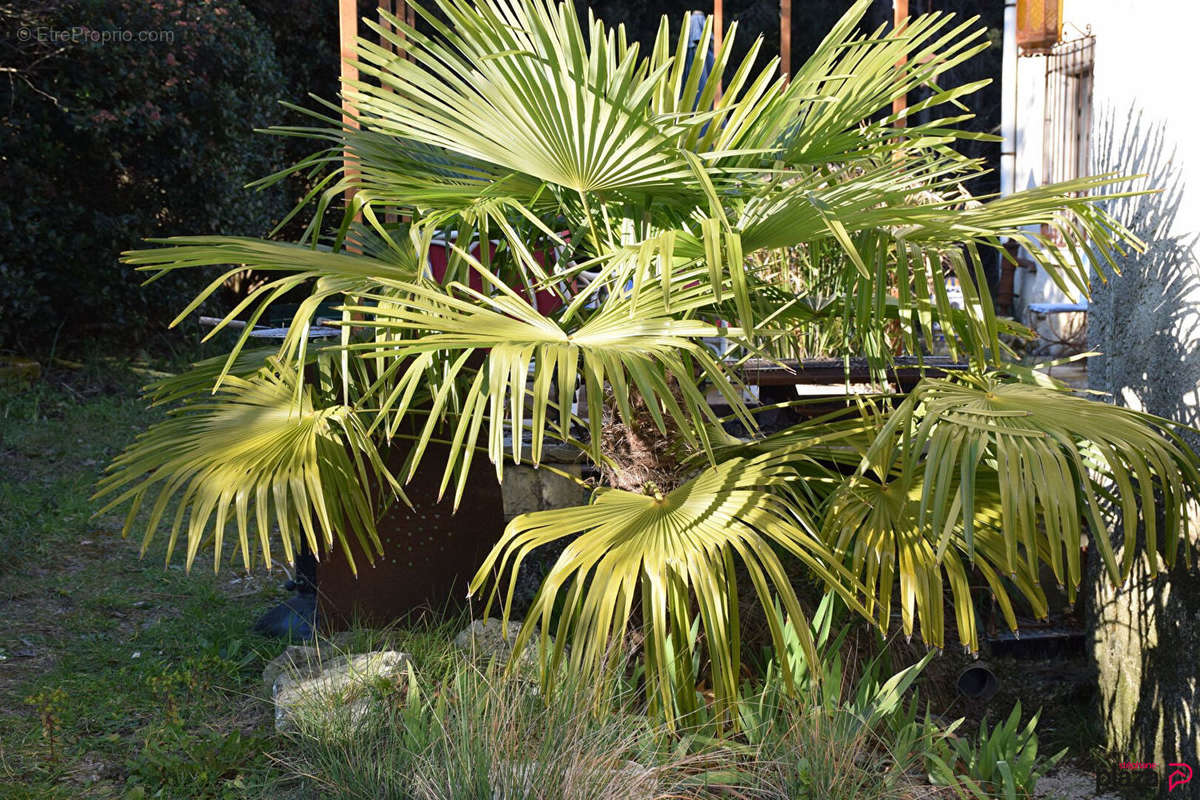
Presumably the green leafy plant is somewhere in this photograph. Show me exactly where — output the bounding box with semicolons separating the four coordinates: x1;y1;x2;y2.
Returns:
758;700;934;800
927;702;1065;799
24;687;67;763
736;604;949;800
126;725;269;799
146;651;250;726
740;593;930;734
98;0;1200;729
0;0;289;350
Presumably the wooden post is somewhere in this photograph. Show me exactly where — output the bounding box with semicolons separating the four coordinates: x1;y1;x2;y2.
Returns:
383;0;415;57
779;0;791;79
338;0;361;134
338;0;360;207
891;0;908;127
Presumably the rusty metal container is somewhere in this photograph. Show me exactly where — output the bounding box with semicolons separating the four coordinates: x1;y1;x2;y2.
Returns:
316;442;506;629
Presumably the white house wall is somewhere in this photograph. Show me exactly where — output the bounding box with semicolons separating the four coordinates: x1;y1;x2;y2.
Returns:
1008;0;1200;382
1044;1;1200;762
1078;0;1200;426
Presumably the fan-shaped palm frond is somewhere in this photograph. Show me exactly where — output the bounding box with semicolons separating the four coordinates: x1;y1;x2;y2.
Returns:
346;253;753;503
824;374;1200;653
124;235;422;381
739;7;991;167
825;469;1044;655
469;452;864;725
95;359;401;573
141;347;286;406
352;0;691;195
891;376;1200;582
644;16;783;155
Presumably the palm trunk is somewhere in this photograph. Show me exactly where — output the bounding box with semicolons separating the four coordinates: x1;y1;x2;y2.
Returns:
597;384;692;495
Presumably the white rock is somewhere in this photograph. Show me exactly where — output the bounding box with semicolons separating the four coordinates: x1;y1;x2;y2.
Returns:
272;650;410;733
455;618;524;655
261;644;321;696
454;618;552;674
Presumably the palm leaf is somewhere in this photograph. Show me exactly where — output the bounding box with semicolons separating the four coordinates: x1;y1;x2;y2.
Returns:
901;376;1200;581
469;452;866;725
123;235;421;384
350;0;691;195
345;246;755;504
737;3;990;167
824;469;1043;654
95;359;401;574
826;374;1200;652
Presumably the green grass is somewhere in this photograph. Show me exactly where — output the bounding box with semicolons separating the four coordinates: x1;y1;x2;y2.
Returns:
0;360;300;799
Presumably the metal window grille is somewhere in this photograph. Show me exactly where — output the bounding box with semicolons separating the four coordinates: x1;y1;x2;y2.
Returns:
1042;35;1095;189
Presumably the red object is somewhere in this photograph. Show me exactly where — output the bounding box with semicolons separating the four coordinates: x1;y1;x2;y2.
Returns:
427;239;564;314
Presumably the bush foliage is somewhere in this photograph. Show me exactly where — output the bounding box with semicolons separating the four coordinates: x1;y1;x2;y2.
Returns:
0;0;291;350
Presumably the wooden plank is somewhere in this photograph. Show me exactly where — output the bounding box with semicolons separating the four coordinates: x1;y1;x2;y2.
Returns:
737;357;966;389
339;0;361;210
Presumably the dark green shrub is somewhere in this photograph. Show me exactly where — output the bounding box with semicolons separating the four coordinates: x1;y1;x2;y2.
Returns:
0;0;288;350
241;0;339;105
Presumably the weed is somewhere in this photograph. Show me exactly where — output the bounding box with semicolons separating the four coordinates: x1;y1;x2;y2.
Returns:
23;688;68;763
125;725;271;799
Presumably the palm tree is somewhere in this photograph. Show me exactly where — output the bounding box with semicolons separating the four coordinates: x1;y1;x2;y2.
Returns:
98;0;1200;725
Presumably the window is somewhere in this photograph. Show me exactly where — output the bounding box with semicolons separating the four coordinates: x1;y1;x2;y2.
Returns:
1042;35;1095;188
